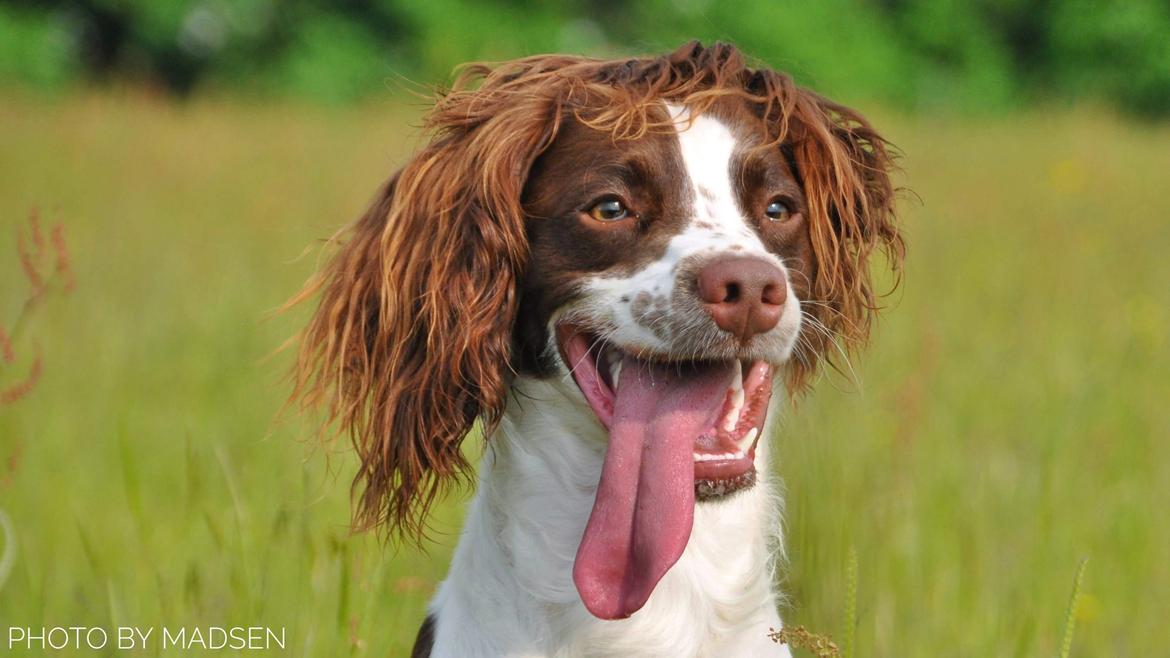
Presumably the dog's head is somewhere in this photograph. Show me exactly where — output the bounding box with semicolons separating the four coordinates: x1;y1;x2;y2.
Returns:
292;41;902;618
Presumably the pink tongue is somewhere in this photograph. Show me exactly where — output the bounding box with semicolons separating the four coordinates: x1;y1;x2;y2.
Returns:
573;357;734;619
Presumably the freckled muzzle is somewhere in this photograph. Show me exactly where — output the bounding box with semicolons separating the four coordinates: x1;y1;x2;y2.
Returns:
614;250;796;361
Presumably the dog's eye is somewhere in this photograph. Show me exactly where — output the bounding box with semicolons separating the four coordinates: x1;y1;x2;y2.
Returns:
587;197;631;222
764;199;792;222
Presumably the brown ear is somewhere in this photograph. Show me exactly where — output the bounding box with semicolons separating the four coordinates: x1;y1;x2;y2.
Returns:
752;72;905;390
291;88;556;540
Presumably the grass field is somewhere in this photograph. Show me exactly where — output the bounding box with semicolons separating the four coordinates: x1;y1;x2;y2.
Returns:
1;93;1167;656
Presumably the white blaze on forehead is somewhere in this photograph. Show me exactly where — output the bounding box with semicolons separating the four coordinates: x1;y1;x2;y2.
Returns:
666;104;759;243
668;104;737;211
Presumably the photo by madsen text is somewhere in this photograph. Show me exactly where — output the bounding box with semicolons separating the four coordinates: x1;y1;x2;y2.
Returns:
6;626;287;652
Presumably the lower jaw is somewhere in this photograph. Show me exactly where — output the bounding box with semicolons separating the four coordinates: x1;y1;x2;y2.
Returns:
696;470;756;501
693;453;758;500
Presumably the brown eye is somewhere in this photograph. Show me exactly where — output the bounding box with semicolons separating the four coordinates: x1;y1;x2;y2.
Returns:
587;197;631;222
765;199;792;222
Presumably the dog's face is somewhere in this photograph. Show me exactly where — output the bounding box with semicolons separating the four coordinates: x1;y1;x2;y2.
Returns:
521;98;813;491
292;41;902;618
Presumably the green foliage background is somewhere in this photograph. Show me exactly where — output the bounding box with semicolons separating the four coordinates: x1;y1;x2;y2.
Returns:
1;2;1169;657
3;0;1170;114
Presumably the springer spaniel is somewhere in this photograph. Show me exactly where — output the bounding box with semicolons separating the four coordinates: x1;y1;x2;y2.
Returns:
292;42;902;657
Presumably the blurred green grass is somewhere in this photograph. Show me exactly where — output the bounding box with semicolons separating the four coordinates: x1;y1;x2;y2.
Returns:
0;94;1167;656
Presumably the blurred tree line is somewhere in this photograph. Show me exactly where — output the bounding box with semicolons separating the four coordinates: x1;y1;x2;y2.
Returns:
1;0;1168;116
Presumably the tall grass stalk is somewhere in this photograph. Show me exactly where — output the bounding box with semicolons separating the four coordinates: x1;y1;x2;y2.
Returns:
843;547;858;658
1059;557;1089;658
0;510;15;592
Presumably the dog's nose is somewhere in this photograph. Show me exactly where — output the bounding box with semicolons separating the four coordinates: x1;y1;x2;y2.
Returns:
697;257;787;341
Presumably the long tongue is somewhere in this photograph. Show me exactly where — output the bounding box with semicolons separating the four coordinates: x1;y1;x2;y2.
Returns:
573;357;735;619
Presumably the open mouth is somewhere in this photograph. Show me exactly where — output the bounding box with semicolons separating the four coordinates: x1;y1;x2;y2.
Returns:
557;324;776;620
558;325;774;485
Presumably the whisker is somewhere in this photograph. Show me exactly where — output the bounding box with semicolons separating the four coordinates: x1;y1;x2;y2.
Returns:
797;309;861;390
560;331;609;384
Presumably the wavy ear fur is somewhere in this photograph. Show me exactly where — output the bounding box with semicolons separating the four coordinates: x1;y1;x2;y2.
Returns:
291;87;556;541
291;43;903;539
748;70;905;391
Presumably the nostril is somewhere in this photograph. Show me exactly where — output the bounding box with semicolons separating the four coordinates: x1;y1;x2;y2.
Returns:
723;282;741;303
761;282;785;306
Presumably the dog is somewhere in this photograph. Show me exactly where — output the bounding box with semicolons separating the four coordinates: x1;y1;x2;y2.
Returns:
292;41;902;657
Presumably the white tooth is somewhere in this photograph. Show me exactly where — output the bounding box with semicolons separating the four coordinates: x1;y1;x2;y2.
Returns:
611;359;622;389
736;427;759;453
723;387;745;432
733;451;745;460
721;361;745;432
695;453;740;462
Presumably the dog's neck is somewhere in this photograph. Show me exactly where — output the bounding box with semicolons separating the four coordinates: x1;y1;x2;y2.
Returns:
428;375;788;657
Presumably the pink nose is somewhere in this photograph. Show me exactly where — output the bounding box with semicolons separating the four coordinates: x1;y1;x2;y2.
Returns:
697;257;786;341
